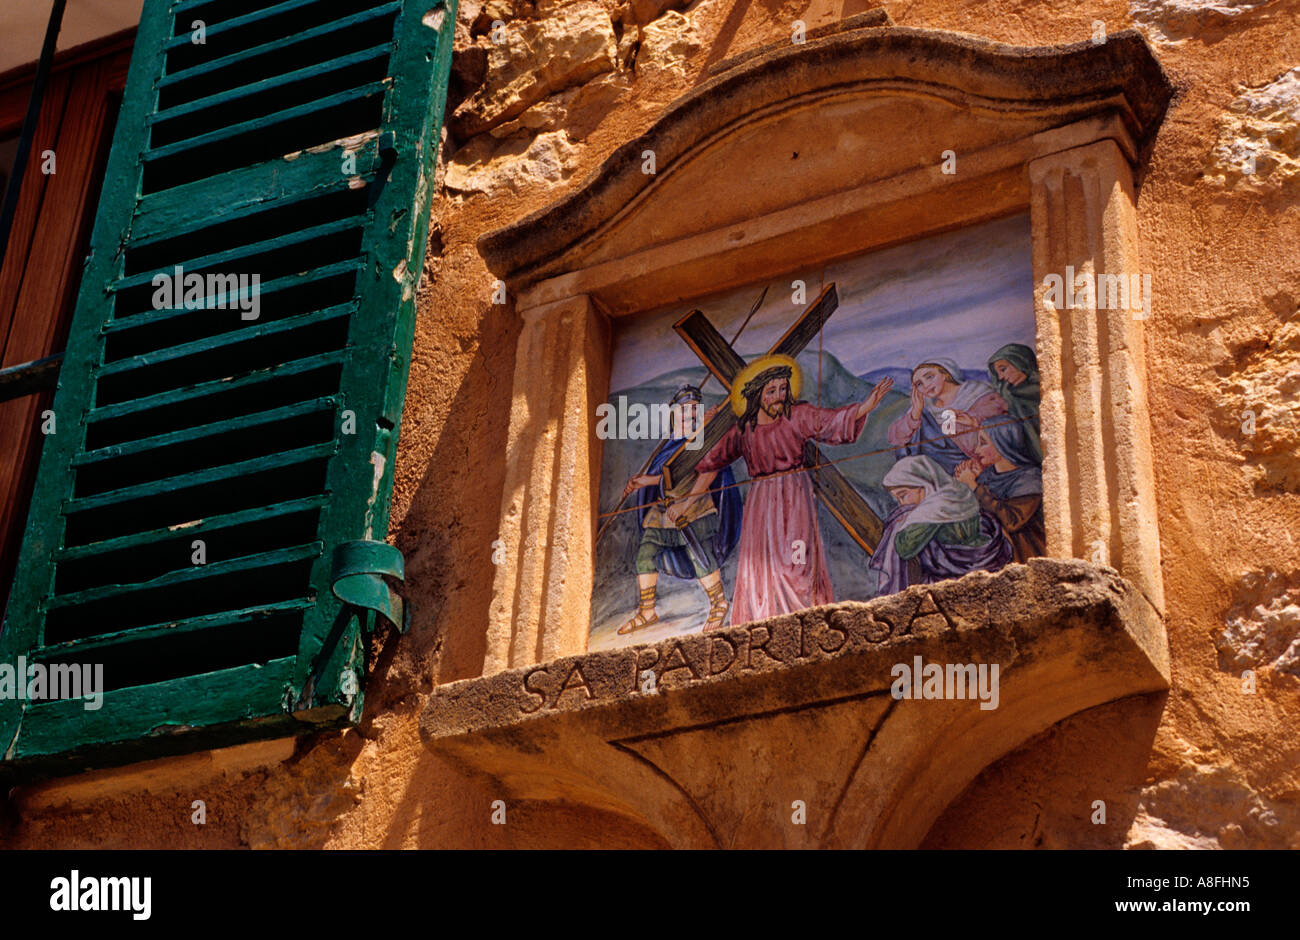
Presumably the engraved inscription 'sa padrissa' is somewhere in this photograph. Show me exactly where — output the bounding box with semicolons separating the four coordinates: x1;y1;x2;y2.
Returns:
513;580;987;710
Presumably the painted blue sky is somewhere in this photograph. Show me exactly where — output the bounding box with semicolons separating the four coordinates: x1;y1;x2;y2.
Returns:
609;213;1035;392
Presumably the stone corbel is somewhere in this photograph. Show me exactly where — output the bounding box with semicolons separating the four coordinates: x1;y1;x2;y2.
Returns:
425;559;1169;848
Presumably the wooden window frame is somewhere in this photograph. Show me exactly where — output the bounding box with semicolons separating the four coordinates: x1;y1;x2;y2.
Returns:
0;32;135;614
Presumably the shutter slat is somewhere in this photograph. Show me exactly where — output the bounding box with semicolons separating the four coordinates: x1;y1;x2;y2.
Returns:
66;442;337;512
127;184;370;254
102;262;361;332
114;217;366;291
163;0;329;51
34;600;317;660
171;0;288;11
132;151;381;242
54;495;330;560
74;397;339;465
86;350;347;422
155;3;400;91
151;44;392;126
98;307;353;376
45;544;324;611
143;81;388;164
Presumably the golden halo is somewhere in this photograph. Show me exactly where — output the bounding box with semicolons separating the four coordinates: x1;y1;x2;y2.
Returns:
729;354;801;416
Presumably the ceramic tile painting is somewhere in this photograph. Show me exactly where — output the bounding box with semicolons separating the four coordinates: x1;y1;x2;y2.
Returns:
591;213;1043;650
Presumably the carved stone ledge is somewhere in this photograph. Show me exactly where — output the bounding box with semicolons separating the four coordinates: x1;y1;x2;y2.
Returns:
421;559;1168;848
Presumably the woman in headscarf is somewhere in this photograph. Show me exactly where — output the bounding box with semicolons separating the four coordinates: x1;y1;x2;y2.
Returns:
888;358;1007;473
868;455;1012;597
953;416;1046;563
987;343;1042;463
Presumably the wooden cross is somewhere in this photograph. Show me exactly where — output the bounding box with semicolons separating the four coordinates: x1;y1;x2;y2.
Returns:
664;283;886;554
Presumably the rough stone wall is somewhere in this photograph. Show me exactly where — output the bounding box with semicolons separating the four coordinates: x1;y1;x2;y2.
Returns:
2;0;1297;849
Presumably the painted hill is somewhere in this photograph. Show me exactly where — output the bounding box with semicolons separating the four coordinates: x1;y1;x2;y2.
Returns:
859;365;991;388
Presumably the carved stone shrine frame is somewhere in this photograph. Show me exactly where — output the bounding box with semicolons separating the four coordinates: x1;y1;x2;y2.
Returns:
423;22;1176;848
477;24;1172;670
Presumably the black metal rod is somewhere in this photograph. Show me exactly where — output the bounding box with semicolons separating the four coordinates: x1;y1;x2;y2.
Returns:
0;0;69;263
0;352;63;402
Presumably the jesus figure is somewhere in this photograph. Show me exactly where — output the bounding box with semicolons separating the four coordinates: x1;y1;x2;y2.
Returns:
670;356;893;627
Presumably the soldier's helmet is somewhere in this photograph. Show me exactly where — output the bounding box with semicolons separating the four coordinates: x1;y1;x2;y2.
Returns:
670;384;702;406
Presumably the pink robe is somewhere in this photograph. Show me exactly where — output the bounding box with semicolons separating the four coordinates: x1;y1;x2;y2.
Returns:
696;402;868;626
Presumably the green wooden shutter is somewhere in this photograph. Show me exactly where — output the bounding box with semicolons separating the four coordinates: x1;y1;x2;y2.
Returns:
0;0;456;779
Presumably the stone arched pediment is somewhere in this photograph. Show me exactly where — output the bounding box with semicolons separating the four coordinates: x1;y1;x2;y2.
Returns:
480;25;1172;303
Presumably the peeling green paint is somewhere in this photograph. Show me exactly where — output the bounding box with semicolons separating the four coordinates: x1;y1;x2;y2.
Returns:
0;0;457;782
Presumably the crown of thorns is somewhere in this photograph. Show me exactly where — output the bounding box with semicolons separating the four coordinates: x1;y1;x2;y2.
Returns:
742;365;793;400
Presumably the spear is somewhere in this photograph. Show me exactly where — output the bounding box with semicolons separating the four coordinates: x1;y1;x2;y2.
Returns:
594;285;768;545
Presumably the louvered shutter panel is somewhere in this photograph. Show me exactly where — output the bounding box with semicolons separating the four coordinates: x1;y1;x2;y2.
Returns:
0;0;456;777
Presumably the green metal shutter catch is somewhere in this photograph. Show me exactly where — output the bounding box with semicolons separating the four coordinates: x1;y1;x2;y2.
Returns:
330;540;408;634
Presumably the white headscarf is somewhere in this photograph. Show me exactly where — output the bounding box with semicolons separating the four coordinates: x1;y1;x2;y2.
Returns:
882;455;980;527
913;359;997;414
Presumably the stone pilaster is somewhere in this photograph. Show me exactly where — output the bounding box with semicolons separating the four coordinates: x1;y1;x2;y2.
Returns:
1029;139;1165;616
485;295;610;674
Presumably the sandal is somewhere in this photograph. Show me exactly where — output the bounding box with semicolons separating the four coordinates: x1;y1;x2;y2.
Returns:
703;582;729;631
618;608;659;635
